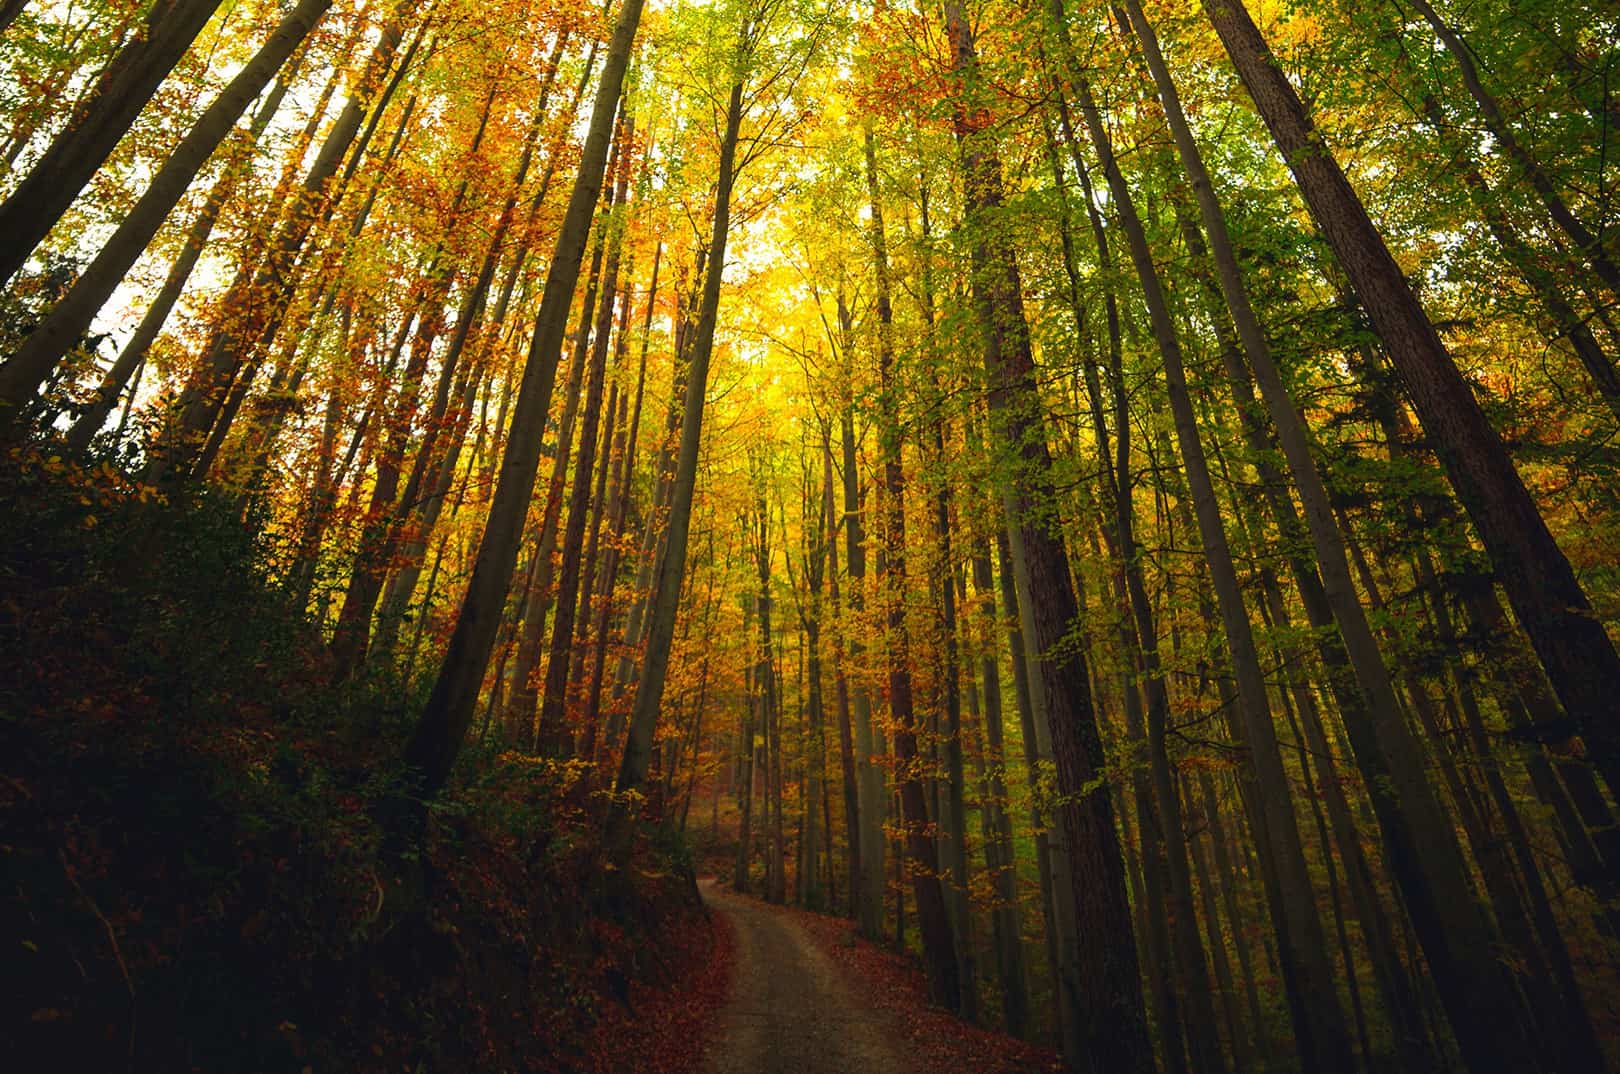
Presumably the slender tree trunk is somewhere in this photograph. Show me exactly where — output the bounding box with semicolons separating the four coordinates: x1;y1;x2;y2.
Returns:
63;39;311;452
825;431;862;920
602;324;687;747
572;380;623;756
1404;0;1620;295
402;0;647;801
1204;0;1620;847
583;245;658;753
0;0;227;288
145;15;408;482
736;594;757;890
998;523;1087;1063
608;67;744;851
799;452;830;909
508;224;609;743
1054;25;1357;1064
1185;773;1255;1068
763;534;786;904
538;115;635;753
1;0;332;425
863;126;959;1011
1046;96;1224;1074
946;4;1151;1066
913;188;979;1021
968;534;1028;1038
372;65;570;657
329;82;499;676
1124;4;1557;1065
841;390;886;940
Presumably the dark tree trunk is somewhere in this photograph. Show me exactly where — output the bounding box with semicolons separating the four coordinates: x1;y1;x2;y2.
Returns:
403;0;648;801
1203;0;1620;891
538;114;635;754
144;15;408;483
0;0;226;288
863;126;959;1010
608;70;745;849
944;4;1151;1068
1;0;332;426
61;32;312;452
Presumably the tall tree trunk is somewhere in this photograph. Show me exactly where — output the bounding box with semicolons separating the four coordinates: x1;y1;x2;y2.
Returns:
1123;3;1555;1065
607;67;744;851
144;14;408;482
998;522;1086;1063
0;0;227;288
945;4;1151;1067
864;125;959;1012
1053;24;1355;1064
1;0;332;426
762;513;786;904
798;447;830;909
583;244;659;752
910;169;979;1022
328;80;499;676
1403;0;1620;295
735;594;758;890
1046;97;1224;1074
402;0;648;802
841;383;886;941
824;430;862;920
968;533;1028;1038
538;114;635;754
508;221;610;743
571;378;623;755
371;55;573;658
1203;0;1620;852
63;37;312;452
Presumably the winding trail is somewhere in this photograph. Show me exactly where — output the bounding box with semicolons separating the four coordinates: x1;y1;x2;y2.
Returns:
700;878;907;1074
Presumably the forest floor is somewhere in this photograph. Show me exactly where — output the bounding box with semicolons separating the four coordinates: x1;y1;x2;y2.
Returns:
698;875;1067;1074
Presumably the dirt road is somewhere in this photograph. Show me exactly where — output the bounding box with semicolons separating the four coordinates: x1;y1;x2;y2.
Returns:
700;878;906;1074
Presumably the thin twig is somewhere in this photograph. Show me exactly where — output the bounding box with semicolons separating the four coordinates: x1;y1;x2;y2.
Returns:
58;847;135;1063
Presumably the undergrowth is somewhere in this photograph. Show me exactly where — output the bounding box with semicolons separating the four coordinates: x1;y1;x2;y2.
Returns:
0;446;710;1073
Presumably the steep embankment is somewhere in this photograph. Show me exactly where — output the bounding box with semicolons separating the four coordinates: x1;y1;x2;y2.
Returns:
0;449;731;1073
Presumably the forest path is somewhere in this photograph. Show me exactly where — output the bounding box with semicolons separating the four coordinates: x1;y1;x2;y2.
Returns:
700;877;908;1074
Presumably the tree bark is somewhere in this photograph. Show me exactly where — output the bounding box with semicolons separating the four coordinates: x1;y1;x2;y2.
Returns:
1053;26;1354;1066
62;36;311;452
608;68;744;851
0;0;226;289
538;114;635;754
1;0;331;426
402;0;648;801
1403;0;1620;296
1046;93;1226;1074
944;4;1154;1066
1203;0;1620;854
144;15;408;482
1122;3;1557;1065
864;125;960;1012
840;376;886;941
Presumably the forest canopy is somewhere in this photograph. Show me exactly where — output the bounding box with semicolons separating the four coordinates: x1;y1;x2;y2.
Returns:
2;0;1618;1070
